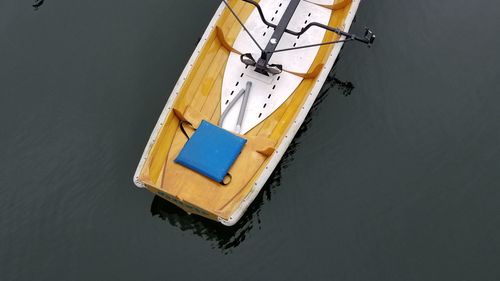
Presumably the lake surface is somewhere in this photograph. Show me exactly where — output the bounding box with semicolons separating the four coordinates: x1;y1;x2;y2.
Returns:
1;0;499;280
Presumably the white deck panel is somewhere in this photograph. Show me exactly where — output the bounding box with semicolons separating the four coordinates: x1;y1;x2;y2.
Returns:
221;0;333;134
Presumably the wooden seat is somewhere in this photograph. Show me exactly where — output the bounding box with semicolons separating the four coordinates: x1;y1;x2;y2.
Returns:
151;106;276;218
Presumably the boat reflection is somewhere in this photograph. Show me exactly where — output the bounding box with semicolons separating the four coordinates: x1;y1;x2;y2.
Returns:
151;195;252;251
150;169;281;252
150;71;354;251
33;0;45;10
278;72;354;170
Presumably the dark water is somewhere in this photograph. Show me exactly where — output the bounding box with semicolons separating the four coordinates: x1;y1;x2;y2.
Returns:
1;0;499;280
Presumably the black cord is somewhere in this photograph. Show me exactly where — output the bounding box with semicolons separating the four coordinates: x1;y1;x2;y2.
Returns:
179;120;194;140
179;119;233;185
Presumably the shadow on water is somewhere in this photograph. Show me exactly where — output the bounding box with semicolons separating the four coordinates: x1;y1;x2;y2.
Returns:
274;68;354;171
33;0;45;10
149;163;286;253
150;67;355;252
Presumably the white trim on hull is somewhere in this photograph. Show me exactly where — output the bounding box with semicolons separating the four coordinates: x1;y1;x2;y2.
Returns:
133;3;226;188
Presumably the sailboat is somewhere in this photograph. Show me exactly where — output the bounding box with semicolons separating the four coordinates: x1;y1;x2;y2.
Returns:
133;0;375;225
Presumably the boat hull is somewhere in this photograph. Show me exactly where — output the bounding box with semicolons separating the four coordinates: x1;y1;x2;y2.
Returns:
134;0;361;225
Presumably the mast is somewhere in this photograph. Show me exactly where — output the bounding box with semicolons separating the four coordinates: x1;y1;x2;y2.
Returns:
255;0;301;75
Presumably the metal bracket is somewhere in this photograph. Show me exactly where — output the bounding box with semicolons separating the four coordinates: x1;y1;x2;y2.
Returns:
223;0;376;76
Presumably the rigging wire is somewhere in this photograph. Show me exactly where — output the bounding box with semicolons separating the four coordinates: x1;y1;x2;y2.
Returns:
269;38;355;54
221;0;263;52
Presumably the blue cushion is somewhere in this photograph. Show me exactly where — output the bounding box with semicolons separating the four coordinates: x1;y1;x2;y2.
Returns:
174;120;247;183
